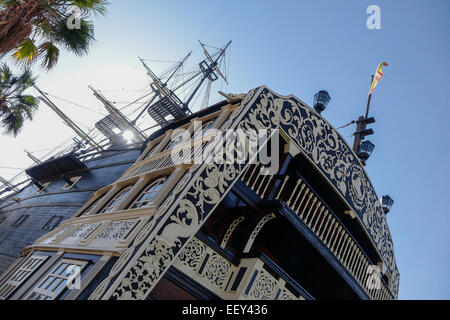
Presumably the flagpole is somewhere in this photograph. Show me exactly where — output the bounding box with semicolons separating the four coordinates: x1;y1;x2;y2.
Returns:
352;75;375;155
365;75;375;119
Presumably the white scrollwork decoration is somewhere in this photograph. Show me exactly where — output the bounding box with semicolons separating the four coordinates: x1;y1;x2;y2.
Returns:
97;86;398;300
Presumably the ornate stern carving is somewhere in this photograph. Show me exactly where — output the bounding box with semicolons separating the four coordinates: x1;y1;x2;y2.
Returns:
90;86;399;300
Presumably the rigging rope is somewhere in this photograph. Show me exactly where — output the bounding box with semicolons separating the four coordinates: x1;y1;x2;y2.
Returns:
44;93;107;116
118;91;153;111
337;120;356;130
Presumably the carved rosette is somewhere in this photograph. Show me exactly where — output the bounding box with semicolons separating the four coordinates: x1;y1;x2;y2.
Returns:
278;288;297;300
95;220;138;241
248;270;277;300
202;254;230;289
67;223;101;240
177;237;206;270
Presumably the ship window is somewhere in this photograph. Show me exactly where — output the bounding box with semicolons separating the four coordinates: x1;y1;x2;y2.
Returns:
62;176;82;190
193;120;215;139
35;181;51;194
129;177;166;209
25;259;87;300
42;216;63;231
0;255;48;299
165;130;189;150
100;186;132;214
143;144;156;159
12;215;28;228
82;195;103;216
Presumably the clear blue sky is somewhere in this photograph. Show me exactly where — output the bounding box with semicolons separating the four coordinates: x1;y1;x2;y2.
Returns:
1;0;449;299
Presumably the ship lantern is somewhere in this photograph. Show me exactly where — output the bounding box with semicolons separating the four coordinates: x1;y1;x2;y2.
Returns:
381;195;394;214
358;140;375;161
313;90;331;113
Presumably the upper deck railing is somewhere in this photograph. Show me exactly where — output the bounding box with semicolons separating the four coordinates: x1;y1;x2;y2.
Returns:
241;162;394;300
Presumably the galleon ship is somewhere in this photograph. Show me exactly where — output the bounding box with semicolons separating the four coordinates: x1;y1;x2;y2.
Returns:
0;42;399;300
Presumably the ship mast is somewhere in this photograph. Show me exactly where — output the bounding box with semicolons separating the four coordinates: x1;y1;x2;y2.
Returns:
141;40;232;127
24;149;41;164
88;85;146;141
139;56;191;124
33;84;103;152
185;40;231;107
132;51;192;124
30;41;232;155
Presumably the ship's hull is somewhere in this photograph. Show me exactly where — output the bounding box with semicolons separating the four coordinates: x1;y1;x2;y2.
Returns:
0;86;399;300
0;149;141;274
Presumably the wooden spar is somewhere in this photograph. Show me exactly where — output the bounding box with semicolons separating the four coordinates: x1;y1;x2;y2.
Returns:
88;85;147;140
352;75;375;155
33;85;103;152
199;40;230;84
185;40;232;107
0;176;18;192
24;150;41;164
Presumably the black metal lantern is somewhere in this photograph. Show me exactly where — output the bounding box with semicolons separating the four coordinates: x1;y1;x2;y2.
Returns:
381;195;394;214
313;90;331;113
358;140;375;161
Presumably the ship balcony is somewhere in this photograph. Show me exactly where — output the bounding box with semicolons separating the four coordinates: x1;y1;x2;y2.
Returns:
239;162;395;300
172;234;313;300
118;136;212;183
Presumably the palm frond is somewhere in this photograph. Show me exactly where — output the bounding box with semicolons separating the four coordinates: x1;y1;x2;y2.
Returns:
2;109;24;136
19;95;38;108
38;41;60;70
12;38;38;67
16;98;38;119
0;63;17;93
0;63;13;85
51;18;94;56
0;63;38;136
1;0;108;69
72;0;109;17
16;68;35;86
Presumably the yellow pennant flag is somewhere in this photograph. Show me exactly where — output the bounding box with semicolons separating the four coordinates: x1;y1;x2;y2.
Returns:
369;62;388;96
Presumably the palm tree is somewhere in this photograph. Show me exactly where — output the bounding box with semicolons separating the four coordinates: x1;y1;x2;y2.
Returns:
0;0;108;70
0;63;38;136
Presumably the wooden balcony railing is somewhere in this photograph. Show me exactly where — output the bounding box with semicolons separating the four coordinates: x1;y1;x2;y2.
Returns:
120;141;208;181
173;235;310;300
119;148;177;180
240;163;394;300
235;257;304;300
235;252;313;300
241;162;276;199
